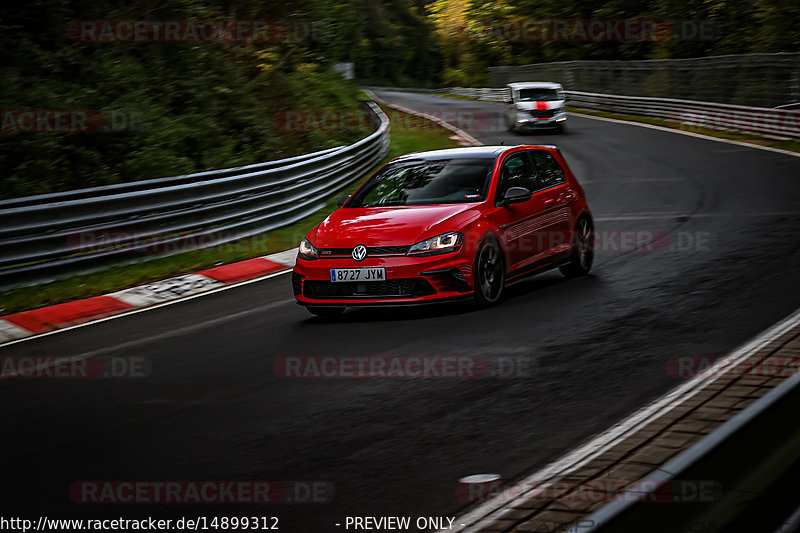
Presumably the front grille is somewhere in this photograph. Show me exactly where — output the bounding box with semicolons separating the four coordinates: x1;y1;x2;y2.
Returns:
304;278;435;299
319;245;410;257
530;109;556;118
369;246;411;255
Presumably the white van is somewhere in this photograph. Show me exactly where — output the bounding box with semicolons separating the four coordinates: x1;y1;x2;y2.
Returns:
505;82;568;134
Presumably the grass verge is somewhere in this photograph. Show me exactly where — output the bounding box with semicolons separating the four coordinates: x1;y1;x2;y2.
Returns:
0;105;460;316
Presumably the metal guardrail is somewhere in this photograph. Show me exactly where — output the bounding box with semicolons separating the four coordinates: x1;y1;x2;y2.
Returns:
567;91;800;139
488;53;800;108
370;86;800;139
0;101;389;289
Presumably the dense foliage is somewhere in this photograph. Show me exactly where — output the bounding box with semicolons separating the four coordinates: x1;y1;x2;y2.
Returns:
1;0;798;197
428;0;800;85
0;1;370;198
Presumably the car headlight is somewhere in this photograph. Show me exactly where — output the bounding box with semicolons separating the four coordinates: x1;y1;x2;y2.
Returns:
298;238;318;260
407;232;463;256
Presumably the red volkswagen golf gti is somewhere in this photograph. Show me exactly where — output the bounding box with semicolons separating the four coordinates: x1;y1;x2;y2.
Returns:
292;145;594;316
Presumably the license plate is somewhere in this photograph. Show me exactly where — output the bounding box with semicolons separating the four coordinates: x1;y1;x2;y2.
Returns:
330;268;386;282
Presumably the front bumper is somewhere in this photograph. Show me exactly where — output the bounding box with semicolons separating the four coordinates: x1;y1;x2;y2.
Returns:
514;114;567;129
293;253;474;306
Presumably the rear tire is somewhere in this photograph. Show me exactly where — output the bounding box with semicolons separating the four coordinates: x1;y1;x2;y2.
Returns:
559;217;594;278
307;306;346;317
473;238;505;307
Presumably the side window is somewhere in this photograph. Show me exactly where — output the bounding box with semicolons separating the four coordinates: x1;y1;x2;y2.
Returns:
496;153;536;201
528;151;566;190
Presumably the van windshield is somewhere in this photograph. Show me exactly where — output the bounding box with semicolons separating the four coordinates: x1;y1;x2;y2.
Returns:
517;88;559;101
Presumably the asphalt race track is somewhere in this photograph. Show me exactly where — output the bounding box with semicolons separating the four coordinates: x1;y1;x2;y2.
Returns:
2;91;800;530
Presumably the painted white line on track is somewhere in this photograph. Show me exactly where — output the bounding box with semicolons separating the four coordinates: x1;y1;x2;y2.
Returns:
371;90;800;158
567;111;800;159
0;299;289;378
446;306;800;532
0;269;293;350
595;211;798;221
581;178;688;184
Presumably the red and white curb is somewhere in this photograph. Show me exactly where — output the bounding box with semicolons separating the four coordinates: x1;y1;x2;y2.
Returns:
0;249;298;346
448;134;473;146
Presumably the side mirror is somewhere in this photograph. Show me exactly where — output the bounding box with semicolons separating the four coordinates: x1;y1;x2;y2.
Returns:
500;186;532;206
337;195;351;207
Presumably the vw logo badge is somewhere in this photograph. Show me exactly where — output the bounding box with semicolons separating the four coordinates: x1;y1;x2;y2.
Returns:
352;244;367;261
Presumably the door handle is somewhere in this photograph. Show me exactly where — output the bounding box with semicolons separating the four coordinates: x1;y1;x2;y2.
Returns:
544;199;555;208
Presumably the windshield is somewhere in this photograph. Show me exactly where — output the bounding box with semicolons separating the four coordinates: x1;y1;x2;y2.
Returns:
517;88;560;101
347;157;495;207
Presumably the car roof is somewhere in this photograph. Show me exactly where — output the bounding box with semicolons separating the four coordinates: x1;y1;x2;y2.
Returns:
392;145;557;162
507;82;563;89
393;146;509;161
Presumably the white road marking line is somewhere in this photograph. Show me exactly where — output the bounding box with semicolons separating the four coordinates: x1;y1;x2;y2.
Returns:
595;211;797;221
0;299;289;379
446;306;800;532
0;269;293;349
567;111;800;159
373;90;800;158
581;178;687;184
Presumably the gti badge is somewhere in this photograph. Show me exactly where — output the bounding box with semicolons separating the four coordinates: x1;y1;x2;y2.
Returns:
352;244;367;261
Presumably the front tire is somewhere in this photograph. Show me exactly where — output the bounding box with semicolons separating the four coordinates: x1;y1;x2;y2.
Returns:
307;306;346;317
474;238;505;307
559;217;594;277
